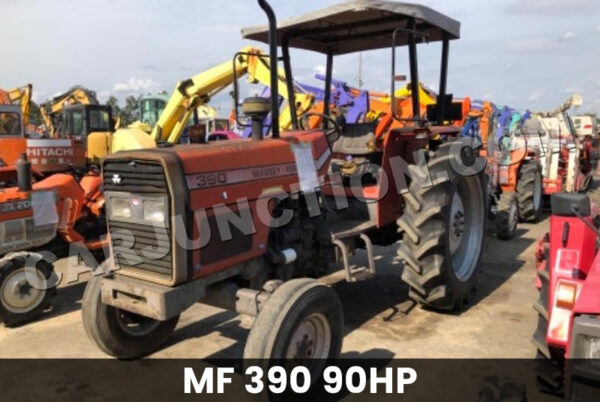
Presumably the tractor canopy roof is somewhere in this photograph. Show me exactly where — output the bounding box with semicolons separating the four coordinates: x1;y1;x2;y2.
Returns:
242;0;460;55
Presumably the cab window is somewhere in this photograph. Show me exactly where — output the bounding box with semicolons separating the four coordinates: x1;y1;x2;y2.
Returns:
70;110;85;136
574;118;581;129
141;99;166;127
89;109;110;131
0;112;21;136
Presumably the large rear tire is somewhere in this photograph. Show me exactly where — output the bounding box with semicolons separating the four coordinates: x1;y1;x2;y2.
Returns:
0;254;55;327
244;278;343;376
516;161;543;222
397;141;487;311
82;276;179;359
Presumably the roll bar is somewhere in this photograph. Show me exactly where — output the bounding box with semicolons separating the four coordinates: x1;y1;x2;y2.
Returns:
257;0;280;138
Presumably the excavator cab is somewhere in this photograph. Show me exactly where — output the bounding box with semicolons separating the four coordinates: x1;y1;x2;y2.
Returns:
139;93;169;129
58;104;114;138
0;105;23;138
58;104;115;164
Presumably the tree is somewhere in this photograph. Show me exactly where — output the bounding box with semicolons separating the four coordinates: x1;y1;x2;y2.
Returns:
104;95;141;126
122;95;141;125
28;101;43;126
106;96;121;120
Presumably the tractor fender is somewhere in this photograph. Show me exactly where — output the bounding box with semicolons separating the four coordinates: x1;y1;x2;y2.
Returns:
0;251;58;288
0;251;52;270
79;174;102;201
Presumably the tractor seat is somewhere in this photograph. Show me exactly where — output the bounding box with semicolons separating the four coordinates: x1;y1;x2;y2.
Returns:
331;122;377;155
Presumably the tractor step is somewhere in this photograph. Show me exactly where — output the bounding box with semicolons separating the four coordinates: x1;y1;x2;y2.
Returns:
332;233;376;283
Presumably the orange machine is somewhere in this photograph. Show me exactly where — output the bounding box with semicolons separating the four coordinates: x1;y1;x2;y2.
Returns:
0;154;105;326
0;85;87;174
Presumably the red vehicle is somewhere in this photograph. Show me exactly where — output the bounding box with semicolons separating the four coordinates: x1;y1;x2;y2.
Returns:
533;192;600;400
82;0;488;362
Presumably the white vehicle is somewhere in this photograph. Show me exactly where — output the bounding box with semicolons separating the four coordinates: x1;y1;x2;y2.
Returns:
573;115;598;143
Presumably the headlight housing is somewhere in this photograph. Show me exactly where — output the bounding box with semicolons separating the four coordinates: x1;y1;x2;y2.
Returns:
583;335;600;360
109;197;131;219
143;200;166;223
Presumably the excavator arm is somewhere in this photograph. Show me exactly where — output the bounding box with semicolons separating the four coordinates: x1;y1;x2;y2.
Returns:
150;46;313;145
152;47;258;144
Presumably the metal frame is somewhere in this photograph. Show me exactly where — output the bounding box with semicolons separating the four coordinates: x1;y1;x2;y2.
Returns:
247;0;456;137
281;35;298;130
390;22;430;124
258;0;280;138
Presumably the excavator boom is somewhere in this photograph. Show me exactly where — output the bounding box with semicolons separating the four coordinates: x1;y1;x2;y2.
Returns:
144;46;313;147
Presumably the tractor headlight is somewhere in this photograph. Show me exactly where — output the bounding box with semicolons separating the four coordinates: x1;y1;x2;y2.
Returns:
143;199;165;223
109;197;131;219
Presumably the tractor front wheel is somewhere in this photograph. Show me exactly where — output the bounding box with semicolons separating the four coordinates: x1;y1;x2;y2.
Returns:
82;276;179;359
244;278;343;377
0;254;55;326
397;141;487;311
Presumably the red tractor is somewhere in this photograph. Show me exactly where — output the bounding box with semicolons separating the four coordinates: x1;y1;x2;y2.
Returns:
82;0;488;363
533;192;600;400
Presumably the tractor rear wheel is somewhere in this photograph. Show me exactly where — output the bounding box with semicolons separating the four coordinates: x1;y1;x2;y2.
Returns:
516;161;543;222
495;192;518;240
531;240;564;396
397;141;487;311
0;254;55;327
82;276;179;359
244;278;343;377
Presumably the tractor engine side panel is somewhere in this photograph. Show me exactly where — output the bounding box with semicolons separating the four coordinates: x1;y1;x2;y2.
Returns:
181;132;331;280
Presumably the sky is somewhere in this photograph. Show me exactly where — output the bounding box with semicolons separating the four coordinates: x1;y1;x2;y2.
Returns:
2;0;600;114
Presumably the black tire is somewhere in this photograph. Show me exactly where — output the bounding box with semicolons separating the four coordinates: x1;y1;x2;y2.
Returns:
244;278;343;365
516;161;543;222
495;192;518;240
0;254;56;327
397;140;487;310
531;241;564;395
82;275;179;359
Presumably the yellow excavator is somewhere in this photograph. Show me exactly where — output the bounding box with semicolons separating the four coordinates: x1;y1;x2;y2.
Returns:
112;46;314;152
40;86;119;163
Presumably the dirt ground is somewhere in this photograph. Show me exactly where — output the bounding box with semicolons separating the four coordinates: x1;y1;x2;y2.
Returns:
1;180;598;359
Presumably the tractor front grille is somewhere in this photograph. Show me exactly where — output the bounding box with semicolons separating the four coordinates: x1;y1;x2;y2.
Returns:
104;158;173;279
110;221;172;277
103;160;167;193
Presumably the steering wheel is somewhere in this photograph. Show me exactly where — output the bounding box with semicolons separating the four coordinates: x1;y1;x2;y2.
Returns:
299;113;342;145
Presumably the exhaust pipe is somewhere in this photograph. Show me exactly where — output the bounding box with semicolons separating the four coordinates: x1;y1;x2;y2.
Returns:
16;153;32;192
257;0;280;138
